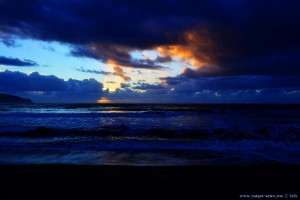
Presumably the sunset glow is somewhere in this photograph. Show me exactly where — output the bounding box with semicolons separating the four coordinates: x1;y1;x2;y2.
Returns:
97;97;111;104
0;1;298;103
156;31;213;69
0;2;299;198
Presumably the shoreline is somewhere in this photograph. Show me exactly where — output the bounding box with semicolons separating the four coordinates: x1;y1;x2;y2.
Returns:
0;164;299;200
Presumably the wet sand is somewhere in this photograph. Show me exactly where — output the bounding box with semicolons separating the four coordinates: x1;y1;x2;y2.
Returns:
0;164;299;200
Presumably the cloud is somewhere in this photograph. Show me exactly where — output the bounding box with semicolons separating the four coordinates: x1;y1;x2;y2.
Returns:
106;75;300;103
156;31;213;69
180;55;300;78
41;45;55;52
1;0;298;78
0;36;20;47
155;55;172;63
112;66;131;81
0;0;188;47
75;67;116;76
1;69;297;103
132;83;166;90
0;70;104;103
159;76;187;86
0;56;37;67
106;81;117;84
0;0;299;103
162;75;300;91
71;44;167;70
76;66;131;82
120;83;130;88
106;88;170;103
157;74;300;103
71;44;168;81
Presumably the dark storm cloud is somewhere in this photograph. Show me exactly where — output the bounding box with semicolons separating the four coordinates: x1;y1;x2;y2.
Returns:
181;55;300;78
107;83;300;104
1;0;299;76
161;75;300;92
196;76;298;91
106;75;300;103
132;83;166;90
159;76;187;85
0;0;191;47
0;56;37;67
71;45;167;70
0;70;104;103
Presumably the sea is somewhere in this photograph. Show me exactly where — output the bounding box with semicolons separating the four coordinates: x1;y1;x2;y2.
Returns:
0;104;299;165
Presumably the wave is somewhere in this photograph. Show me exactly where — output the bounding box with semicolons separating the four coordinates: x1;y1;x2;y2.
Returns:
0;103;299;165
1;138;299;165
0;125;299;140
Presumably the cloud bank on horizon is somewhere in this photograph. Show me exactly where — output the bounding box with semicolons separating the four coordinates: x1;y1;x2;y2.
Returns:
0;0;299;103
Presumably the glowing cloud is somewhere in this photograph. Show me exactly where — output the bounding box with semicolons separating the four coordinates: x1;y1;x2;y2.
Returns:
156;31;214;70
107;60;131;81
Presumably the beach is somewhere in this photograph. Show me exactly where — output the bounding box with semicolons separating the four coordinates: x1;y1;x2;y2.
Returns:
0;164;299;200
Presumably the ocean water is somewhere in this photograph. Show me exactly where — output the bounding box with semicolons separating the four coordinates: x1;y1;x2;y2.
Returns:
0;104;299;165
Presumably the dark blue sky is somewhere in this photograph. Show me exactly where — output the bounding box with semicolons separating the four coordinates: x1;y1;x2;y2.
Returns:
0;0;299;103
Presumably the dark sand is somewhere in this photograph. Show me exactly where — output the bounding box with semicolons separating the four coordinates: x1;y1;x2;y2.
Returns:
0;164;299;200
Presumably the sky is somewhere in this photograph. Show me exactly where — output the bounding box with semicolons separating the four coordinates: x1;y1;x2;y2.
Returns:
0;0;299;103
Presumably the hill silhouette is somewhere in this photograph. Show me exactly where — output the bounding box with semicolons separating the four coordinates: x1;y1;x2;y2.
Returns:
0;93;33;104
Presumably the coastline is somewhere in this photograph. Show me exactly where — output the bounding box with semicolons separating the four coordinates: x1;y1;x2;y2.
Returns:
0;164;299;200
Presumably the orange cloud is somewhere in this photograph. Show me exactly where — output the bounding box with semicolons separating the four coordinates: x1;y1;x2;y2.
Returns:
113;66;131;81
156;31;214;69
107;60;131;81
